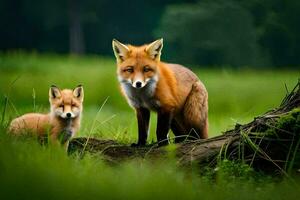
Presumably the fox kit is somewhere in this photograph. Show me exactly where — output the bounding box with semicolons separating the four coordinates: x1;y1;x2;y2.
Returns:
112;39;208;146
9;85;84;149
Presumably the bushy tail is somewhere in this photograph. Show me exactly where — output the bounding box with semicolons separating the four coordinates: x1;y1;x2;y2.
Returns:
183;81;208;139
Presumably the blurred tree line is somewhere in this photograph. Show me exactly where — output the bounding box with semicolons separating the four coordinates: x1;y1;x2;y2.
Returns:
1;0;300;68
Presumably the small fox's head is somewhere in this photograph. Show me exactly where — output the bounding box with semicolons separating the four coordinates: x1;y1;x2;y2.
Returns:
49;85;84;119
112;39;163;89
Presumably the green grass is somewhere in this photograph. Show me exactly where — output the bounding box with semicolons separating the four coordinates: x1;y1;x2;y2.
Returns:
1;52;299;139
0;52;300;199
0;136;299;200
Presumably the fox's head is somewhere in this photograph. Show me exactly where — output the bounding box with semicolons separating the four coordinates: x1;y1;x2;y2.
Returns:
112;39;163;89
49;85;84;119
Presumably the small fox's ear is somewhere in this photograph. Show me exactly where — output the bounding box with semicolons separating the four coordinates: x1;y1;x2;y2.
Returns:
145;38;163;61
112;39;130;63
73;85;84;101
49;85;61;99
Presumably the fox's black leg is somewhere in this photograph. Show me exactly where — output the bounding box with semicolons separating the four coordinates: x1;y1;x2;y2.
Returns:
156;111;172;146
132;107;150;147
171;119;186;143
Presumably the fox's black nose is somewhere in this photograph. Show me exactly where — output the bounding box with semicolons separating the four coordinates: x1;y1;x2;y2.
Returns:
66;113;71;118
135;81;142;88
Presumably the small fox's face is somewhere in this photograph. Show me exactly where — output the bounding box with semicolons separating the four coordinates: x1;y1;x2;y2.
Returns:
112;39;163;89
49;85;84;119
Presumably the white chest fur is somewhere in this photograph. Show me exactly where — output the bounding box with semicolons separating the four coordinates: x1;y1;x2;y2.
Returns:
121;80;160;110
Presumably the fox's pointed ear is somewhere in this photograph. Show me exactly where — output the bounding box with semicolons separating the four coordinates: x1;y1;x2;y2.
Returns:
112;39;130;63
145;38;163;61
49;85;61;99
73;85;84;101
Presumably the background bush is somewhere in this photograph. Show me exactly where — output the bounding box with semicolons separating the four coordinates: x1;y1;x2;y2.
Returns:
156;1;266;67
1;0;300;68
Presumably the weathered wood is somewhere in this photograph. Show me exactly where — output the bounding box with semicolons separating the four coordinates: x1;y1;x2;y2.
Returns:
69;81;300;174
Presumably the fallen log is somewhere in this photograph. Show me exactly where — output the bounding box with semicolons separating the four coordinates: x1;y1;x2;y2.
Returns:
69;80;300;174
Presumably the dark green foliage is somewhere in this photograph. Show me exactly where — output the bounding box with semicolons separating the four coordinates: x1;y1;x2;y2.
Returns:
240;0;300;67
0;0;69;52
0;0;170;55
1;0;300;67
257;109;300;173
267;109;300;135
201;160;256;182
156;0;265;67
277;109;300;133
275;109;300;172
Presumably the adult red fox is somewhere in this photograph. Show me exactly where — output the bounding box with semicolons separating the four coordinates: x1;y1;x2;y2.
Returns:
112;39;208;146
9;85;84;149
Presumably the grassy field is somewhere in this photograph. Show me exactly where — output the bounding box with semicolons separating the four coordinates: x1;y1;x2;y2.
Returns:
0;52;300;199
1;52;299;139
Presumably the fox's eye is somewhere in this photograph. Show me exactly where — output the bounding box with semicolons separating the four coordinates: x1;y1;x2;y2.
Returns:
143;66;152;72
59;104;64;108
72;103;76;107
124;68;134;73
